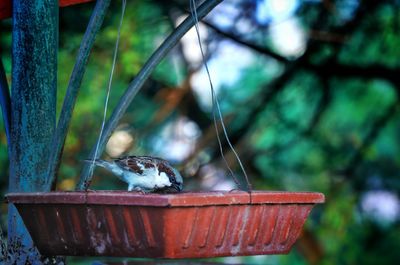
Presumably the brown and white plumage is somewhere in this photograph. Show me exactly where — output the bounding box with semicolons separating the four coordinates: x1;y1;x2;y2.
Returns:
86;156;183;193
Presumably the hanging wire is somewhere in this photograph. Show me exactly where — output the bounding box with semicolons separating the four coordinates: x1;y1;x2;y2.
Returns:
89;0;127;180
189;0;252;192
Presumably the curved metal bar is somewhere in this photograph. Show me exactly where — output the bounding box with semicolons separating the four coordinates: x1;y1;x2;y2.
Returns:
46;0;111;190
77;0;223;190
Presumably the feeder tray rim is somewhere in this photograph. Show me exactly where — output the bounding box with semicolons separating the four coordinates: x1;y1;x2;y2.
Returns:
6;190;325;207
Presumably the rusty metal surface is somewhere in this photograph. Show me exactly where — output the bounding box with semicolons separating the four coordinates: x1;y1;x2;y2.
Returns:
7;191;324;258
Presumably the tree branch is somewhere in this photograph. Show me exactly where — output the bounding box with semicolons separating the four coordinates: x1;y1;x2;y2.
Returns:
304;62;400;93
203;21;290;63
343;100;400;181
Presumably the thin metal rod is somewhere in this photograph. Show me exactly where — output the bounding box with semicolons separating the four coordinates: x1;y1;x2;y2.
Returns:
190;0;251;191
89;0;126;180
78;0;223;190
46;0;111;190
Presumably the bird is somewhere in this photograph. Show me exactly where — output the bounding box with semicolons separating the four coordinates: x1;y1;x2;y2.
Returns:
85;156;183;193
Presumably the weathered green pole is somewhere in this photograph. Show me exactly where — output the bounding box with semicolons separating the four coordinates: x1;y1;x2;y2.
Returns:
9;0;58;263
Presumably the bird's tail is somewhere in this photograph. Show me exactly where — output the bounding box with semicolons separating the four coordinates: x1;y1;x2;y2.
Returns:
83;159;112;171
83;159;123;178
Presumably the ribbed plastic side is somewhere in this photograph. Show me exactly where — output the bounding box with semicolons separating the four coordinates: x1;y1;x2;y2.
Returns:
165;204;313;258
16;203;314;257
18;204;165;257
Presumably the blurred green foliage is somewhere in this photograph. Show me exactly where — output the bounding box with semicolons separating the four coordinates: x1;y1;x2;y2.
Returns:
1;0;400;264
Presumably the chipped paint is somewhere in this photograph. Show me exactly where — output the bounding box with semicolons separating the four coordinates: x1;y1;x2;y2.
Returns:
8;0;58;262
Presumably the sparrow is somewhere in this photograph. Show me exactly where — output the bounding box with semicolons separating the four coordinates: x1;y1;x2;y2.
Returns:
85;156;183;193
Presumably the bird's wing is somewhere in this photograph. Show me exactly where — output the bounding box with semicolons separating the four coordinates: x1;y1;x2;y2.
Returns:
138;156;182;183
156;161;176;179
139;155;169;163
114;157;144;175
114;156;157;175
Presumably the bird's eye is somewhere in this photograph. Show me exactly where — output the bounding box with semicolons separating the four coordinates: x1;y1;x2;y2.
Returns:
171;176;176;182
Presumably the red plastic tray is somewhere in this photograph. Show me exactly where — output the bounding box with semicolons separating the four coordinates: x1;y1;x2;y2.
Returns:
7;191;324;258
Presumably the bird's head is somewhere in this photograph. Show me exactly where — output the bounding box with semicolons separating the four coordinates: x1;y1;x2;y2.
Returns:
156;161;183;193
168;170;183;192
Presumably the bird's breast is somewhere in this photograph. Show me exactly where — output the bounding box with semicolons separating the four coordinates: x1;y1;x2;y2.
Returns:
124;168;171;190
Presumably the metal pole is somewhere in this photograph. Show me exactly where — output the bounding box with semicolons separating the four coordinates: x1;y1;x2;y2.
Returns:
9;0;58;263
